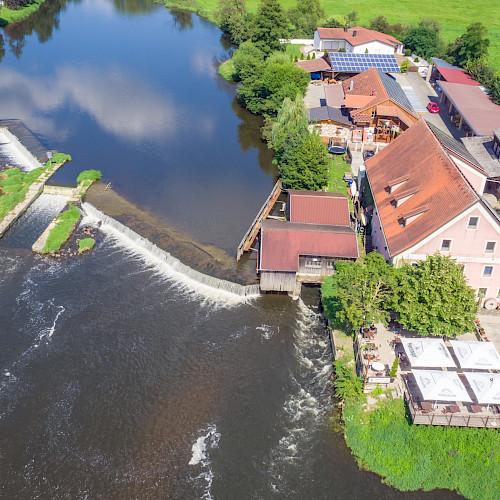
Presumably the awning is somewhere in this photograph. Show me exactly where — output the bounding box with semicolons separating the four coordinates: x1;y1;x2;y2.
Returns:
401;338;456;368
449;341;500;370
412;369;471;402
463;372;500;405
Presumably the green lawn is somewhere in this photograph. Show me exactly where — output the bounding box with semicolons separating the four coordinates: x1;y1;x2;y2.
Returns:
0;0;46;26
327;154;349;195
42;204;81;253
343;398;500;500
284;43;302;58
164;0;500;68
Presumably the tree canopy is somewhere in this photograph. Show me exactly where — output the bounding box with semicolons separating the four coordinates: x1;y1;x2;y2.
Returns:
215;0;252;45
279;132;329;190
445;22;490;67
404;19;444;60
288;0;324;38
252;0;288;55
394;254;476;337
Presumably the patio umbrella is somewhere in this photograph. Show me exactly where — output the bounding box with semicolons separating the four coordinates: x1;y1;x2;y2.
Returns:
412;369;471;404
463;372;500;409
401;338;456;368
449;341;500;370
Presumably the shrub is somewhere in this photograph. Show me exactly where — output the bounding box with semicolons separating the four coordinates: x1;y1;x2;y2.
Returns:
365;48;369;53
76;170;102;184
312;52;315;59
306;53;310;60
78;237;95;253
414;56;420;62
42;204;81;253
389;357;400;378
332;359;363;401
400;59;411;73
371;385;383;396
405;48;412;56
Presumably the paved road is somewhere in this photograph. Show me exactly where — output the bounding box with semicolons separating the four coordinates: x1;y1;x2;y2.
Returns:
394;72;467;140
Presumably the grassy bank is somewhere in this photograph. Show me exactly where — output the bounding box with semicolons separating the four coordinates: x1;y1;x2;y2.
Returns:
218;58;237;81
0;0;46;26
42;204;81;253
78;237;95;253
163;0;500;68
343;398;500;500
0;166;45;222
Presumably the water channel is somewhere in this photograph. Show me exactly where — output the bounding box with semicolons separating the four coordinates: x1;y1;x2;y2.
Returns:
0;1;459;497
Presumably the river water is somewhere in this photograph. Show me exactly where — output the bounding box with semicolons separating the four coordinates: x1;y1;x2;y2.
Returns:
0;1;458;498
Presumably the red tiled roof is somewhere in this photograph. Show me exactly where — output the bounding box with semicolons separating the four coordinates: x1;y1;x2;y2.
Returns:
377;105;399;116
438;81;500;136
342;68;387;104
365;120;478;256
288;190;350;225
296;56;332;73
317;27;403;48
437;67;481;86
325;84;345;107
259;220;358;271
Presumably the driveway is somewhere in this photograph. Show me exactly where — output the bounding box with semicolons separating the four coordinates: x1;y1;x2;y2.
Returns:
303;82;325;109
394;72;466;141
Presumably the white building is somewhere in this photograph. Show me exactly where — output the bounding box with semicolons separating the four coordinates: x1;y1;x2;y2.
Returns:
314;26;404;55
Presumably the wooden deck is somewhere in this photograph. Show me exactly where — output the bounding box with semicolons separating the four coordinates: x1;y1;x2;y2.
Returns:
236;179;282;261
402;377;500;429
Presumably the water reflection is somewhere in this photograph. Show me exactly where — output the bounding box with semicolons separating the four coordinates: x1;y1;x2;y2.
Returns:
0;65;215;142
111;0;157;15
170;9;193;31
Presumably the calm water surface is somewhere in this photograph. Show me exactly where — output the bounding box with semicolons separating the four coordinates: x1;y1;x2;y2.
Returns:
0;1;459;498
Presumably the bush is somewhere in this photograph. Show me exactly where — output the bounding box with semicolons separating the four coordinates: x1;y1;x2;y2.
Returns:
78;237;95;253
42;204;81;253
414;56;420;62
332;359;363;401
312;52;316;59
389;357;399;378
405;48;412;56
76;170;102;184
400;59;411;73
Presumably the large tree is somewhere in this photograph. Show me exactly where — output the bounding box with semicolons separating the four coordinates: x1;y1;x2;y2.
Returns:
271;95;309;165
394;254;476;337
280;132;329;190
404;19;444;60
321;252;397;332
288;0;325;38
446;22;490;67
252;0;288;55
215;0;252;45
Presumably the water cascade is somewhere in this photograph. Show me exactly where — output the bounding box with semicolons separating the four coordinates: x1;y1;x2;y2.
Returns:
0;128;44;172
81;203;261;304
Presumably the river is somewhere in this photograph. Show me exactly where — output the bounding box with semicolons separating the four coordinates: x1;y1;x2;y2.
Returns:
0;1;458;498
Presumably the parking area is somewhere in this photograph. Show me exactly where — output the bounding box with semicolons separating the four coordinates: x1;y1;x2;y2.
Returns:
393;72;467;141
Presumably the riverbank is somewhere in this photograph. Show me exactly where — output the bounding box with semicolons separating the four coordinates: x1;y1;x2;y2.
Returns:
0;0;46;26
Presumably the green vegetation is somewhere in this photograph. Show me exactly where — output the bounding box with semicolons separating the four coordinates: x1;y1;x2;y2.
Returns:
284;43;303;58
46;152;72;168
0;166;45;221
322;253;475;336
399;59;411;73
252;0;287;54
0;0;46;27
42;204;81;253
218;58;237;81
76;170;102;184
78;237;95;253
327;155;349;195
343;398;500;500
395;254;476;337
333;358;363;401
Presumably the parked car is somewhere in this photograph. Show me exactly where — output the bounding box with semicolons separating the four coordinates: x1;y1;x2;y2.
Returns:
427;102;439;113
363;150;375;161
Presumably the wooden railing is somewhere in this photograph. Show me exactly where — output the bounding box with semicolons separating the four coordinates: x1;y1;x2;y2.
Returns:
236;179;282;261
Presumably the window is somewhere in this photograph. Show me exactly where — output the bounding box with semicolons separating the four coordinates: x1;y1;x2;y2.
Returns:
441;239;452;251
478;288;488;298
326;261;336;270
467;216;479;229
483;266;494;277
485;241;497;253
305;259;321;269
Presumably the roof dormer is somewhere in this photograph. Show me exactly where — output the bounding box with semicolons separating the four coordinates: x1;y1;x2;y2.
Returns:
385;176;409;194
398;205;430;228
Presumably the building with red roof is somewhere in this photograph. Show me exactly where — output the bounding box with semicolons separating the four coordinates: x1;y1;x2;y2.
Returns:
314;26;404;55
365;119;500;306
259;191;358;293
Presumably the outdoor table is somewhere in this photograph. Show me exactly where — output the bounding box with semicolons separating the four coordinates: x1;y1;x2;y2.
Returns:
470;405;483;413
372;361;385;372
448;405;460;413
420;402;433;411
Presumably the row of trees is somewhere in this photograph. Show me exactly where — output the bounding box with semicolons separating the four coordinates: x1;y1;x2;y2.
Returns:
321;253;477;338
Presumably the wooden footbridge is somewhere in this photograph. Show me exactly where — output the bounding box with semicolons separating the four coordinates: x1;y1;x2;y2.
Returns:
237;179;282;261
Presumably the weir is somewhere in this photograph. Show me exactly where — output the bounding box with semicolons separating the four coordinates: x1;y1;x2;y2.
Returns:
0;126;45;172
81;203;261;302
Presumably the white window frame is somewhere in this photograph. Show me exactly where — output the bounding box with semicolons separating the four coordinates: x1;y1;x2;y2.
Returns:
478;287;488;298
483;265;494;278
484;240;497;254
440;238;452;252
467;216;480;230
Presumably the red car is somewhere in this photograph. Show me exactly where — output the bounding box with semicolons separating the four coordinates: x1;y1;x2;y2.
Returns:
427;102;439;113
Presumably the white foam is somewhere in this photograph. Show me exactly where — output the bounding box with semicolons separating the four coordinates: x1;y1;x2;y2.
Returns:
256;324;279;341
81;203;260;306
0;128;44;172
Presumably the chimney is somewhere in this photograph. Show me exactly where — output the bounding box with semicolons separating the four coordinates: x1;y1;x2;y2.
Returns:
353;30;357;37
349;80;354;91
344;25;348;33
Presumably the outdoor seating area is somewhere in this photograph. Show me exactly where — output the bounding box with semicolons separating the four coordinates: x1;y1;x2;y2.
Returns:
355;323;500;427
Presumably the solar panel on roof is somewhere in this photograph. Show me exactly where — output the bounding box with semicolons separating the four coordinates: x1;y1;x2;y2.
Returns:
328;53;401;73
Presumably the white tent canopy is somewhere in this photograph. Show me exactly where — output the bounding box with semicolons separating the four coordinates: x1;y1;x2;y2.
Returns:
463;372;500;405
401;338;456;368
449;341;500;370
412;369;471;402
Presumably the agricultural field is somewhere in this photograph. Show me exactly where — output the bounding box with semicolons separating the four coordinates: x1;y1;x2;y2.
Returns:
165;0;500;68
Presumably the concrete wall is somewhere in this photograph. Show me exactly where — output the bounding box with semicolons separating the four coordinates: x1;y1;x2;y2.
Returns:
352;40;395;54
43;185;75;196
